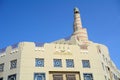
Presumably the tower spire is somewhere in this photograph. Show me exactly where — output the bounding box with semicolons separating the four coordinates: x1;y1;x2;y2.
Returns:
73;7;82;32
72;7;89;44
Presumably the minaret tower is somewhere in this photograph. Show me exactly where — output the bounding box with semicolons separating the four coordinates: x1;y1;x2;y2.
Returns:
72;7;89;44
73;7;82;32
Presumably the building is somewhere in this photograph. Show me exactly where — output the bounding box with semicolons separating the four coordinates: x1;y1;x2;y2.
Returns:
0;7;120;80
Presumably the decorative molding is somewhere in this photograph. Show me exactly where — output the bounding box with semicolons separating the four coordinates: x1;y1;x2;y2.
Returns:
54;49;72;55
35;47;45;52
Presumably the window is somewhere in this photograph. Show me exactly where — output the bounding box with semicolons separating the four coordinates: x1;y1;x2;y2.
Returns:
0;78;3;80
54;59;62;67
8;74;16;80
66;59;74;68
0;63;4;72
80;45;88;50
10;60;17;69
105;58;107;63
66;74;76;80
114;74;118;80
102;55;105;61
35;58;44;67
34;73;45;80
114;74;119;80
104;76;107;80
97;46;101;53
82;60;90;68
53;74;63;80
83;73;93;80
101;62;104;70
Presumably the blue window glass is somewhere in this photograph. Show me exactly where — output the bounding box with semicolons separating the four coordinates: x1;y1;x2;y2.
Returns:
34;73;45;80
35;58;44;67
66;59;74;68
8;74;16;80
83;73;93;80
0;78;3;80
54;59;62;67
0;63;4;72
82;60;90;68
10;60;17;69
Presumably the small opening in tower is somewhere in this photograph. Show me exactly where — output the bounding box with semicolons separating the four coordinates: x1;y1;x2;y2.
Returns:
74;11;79;14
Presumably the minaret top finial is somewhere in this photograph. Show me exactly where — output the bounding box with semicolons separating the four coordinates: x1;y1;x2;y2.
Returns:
74;7;79;13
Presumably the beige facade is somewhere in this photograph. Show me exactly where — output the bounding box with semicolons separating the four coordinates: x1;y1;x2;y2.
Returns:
0;7;120;80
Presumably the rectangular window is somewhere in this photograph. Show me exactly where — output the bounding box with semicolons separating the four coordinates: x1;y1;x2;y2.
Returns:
114;74;119;80
53;74;63;80
102;55;105;61
35;58;44;67
114;74;116;80
66;74;76;80
10;60;17;69
97;46;101;53
0;78;3;80
34;73;45;80
80;45;88;50
83;73;93;80
101;62;105;70
104;76;107;80
53;59;62;67
66;59;74;68
0;63;4;72
8;74;16;80
82;60;90;68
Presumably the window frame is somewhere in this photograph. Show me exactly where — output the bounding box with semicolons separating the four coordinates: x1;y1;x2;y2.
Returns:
34;73;45;80
53;59;62;67
8;74;16;80
82;60;90;68
83;73;93;80
66;59;74;68
35;58;44;67
0;77;3;80
53;74;63;80
0;63;4;72
10;59;17;69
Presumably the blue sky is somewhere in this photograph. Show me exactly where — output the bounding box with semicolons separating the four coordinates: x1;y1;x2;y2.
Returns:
0;0;120;69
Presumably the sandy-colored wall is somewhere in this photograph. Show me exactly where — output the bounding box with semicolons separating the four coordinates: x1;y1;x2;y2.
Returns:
0;45;21;80
0;42;120;80
19;42;105;80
